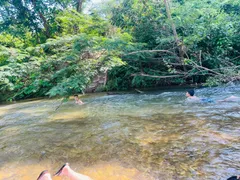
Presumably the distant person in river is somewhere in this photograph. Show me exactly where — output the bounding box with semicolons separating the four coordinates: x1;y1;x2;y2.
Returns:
37;163;92;180
74;95;84;105
186;89;214;103
186;89;200;102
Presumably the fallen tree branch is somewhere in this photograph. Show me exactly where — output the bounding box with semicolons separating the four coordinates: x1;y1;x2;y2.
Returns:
131;73;185;78
187;60;222;76
230;56;240;61
135;89;144;93
55;99;64;111
123;50;176;56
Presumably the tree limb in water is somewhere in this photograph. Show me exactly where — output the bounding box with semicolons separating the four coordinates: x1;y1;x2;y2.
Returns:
55;98;68;111
55;100;64;111
135;89;144;93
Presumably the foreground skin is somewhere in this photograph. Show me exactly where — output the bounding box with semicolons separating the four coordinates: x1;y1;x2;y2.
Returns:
37;170;52;180
37;163;92;180
55;163;92;180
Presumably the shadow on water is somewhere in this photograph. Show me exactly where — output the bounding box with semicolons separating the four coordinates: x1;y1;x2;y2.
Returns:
0;86;239;179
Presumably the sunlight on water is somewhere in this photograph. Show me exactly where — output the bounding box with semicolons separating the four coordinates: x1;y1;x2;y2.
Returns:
0;86;239;179
0;162;57;180
81;162;154;180
50;110;88;121
0;161;153;180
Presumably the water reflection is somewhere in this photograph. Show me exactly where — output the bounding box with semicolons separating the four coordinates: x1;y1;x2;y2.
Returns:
0;87;239;179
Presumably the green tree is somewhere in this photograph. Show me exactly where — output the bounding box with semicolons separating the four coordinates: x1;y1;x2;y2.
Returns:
0;0;90;43
108;0;240;88
0;11;140;101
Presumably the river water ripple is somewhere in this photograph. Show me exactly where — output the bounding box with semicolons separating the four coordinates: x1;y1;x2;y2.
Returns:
0;86;239;180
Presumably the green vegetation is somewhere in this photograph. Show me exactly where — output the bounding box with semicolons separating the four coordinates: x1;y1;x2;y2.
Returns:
109;0;240;89
0;8;140;101
0;0;240;101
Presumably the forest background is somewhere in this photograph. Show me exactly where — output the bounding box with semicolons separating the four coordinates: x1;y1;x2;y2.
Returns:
0;0;239;102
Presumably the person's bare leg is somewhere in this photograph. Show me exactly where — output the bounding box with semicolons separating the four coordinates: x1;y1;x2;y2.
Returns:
55;163;92;180
37;170;52;180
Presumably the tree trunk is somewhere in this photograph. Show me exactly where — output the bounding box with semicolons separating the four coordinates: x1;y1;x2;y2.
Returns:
76;0;84;12
163;0;186;71
31;0;51;38
38;11;51;38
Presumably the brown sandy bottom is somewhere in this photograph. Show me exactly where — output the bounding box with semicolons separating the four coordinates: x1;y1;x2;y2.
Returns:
0;161;154;180
49;111;88;121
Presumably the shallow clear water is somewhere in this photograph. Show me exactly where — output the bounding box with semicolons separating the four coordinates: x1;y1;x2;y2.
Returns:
0;86;239;180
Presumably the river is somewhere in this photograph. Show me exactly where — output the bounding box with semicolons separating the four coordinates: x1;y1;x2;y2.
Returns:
0;86;239;180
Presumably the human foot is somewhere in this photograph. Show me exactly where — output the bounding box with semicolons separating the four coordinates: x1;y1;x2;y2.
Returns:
55;163;92;180
37;170;52;180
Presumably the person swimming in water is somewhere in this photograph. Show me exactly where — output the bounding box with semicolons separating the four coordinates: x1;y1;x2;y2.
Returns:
186;89;214;103
186;89;240;103
74;95;84;105
37;163;92;180
186;89;201;102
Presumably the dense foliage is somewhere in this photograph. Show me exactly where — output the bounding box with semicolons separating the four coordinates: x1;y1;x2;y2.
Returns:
0;0;240;101
108;0;240;89
0;9;141;101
